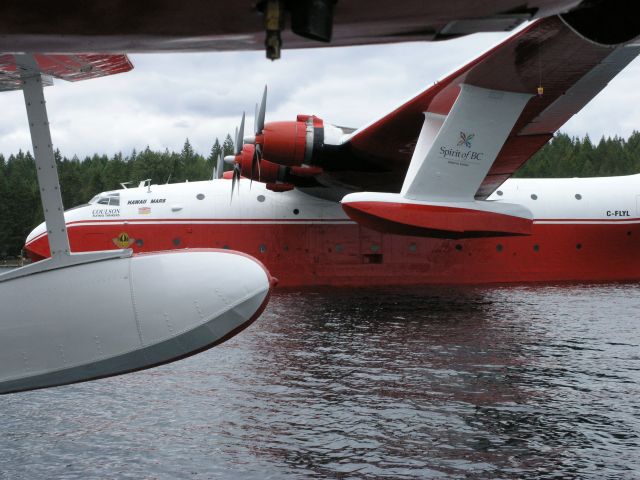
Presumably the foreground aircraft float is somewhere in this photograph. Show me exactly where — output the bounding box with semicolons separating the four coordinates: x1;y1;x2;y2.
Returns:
25;15;640;286
0;55;274;395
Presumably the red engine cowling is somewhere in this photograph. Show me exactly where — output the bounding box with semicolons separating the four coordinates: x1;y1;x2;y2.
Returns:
234;144;287;184
257;115;323;166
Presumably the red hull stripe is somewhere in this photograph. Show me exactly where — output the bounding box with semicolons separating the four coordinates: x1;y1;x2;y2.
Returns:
24;220;640;287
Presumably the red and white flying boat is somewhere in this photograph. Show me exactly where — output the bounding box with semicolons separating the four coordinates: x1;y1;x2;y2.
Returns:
24;15;640;286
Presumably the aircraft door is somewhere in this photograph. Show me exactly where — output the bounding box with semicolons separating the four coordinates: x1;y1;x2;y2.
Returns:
359;226;384;264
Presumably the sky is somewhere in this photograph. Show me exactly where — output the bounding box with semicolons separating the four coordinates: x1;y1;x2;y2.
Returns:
1;29;640;159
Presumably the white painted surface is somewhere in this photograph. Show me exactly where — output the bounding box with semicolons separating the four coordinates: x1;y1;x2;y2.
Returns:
403;84;532;202
0;249;271;394
25;172;640;249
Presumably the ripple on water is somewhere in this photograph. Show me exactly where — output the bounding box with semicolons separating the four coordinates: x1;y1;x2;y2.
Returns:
1;283;640;479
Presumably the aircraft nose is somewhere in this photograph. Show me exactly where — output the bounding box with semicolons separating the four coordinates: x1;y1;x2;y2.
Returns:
24;222;49;261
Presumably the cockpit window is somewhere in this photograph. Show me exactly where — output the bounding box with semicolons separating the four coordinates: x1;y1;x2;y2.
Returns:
89;192;120;206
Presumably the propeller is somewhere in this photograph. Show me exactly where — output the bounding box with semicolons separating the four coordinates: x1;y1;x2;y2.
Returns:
223;86;268;196
222;112;247;201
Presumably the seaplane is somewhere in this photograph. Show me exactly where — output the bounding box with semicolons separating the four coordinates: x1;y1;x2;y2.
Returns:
5;2;640;393
0;55;275;395
24;15;640;286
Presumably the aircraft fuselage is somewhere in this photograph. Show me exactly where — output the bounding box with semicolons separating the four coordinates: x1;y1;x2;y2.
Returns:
25;175;640;286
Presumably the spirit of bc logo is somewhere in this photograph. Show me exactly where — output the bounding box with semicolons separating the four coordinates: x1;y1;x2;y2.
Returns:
457;131;475;148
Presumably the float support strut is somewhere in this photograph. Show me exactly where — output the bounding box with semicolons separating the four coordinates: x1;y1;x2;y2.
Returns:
18;55;70;259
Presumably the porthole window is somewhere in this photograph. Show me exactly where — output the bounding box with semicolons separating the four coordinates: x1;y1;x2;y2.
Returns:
257;195;266;203
496;244;503;252
135;239;144;247
223;245;230;249
531;194;538;200
293;208;300;215
533;244;540;252
335;244;344;253
455;244;463;251
408;243;417;252
497;190;503;196
196;193;205;200
173;238;182;246
259;244;267;253
576;243;582;250
371;244;380;252
628;231;632;236
575;194;582;200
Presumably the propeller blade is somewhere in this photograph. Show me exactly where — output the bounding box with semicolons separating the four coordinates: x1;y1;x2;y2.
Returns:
216;153;224;179
236;112;246;155
250;144;262;189
255;143;262;180
231;163;241;202
254;102;258;136
234;126;238;155
256;86;267;135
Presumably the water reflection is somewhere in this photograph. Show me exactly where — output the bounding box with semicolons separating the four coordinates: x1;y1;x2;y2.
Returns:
1;284;639;479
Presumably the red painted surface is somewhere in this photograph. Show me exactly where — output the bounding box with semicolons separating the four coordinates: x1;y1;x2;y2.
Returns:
24;219;640;287
0;53;133;92
342;201;532;237
261;121;308;166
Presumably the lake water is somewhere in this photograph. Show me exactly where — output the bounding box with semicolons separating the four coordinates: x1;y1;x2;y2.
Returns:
1;282;639;479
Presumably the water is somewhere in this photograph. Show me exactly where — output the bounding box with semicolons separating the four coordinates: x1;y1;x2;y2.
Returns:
1;283;639;479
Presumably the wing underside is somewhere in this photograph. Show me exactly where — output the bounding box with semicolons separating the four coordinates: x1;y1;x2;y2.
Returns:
0;53;133;92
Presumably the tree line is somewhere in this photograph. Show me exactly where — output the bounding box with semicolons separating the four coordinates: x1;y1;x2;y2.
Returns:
1;131;640;257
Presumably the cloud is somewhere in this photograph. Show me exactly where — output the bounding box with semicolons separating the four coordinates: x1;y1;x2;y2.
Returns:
1;33;640;160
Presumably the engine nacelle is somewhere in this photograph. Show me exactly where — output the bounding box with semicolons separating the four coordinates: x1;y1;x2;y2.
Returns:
258;115;324;166
561;1;640;46
230;141;324;189
233;144;288;184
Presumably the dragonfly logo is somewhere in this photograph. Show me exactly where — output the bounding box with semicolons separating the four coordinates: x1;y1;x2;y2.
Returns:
457;131;475;148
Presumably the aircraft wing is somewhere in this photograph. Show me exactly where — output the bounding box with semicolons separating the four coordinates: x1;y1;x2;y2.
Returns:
0;54;133;92
339;15;640;198
0;0;586;56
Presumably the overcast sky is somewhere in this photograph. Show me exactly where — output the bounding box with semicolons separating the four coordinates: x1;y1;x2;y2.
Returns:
1;30;640;159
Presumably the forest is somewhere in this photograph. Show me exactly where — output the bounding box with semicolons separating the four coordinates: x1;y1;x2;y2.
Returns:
1;131;640;257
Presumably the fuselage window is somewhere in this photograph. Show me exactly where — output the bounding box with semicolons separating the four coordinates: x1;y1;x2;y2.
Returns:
92;193;120;206
108;193;120;206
